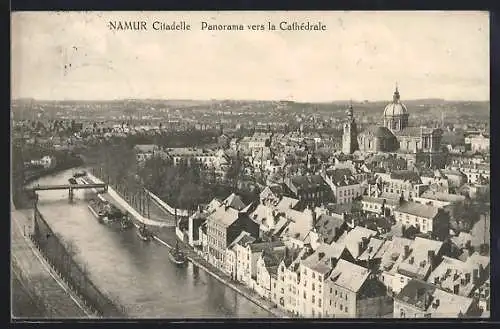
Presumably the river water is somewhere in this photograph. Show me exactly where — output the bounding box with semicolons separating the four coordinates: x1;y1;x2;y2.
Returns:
28;168;272;318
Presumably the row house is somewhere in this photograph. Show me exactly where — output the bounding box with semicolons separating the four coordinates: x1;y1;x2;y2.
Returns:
298;243;350;317
224;231;255;279
394;279;482;318
284;175;332;207
322;168;362;204
325;259;392;318
237;240;285;287
278;248;309;315
393;201;450;240
255;246;287;300
206;204;259;270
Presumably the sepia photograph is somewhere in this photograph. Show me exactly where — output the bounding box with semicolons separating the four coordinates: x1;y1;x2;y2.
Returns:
11;11;490;319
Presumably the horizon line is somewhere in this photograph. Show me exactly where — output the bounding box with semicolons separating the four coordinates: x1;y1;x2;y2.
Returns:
11;97;491;103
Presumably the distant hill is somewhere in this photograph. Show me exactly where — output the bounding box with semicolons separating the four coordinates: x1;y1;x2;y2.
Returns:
11;98;490;120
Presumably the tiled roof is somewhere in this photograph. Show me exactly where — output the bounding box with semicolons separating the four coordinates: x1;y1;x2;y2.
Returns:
328;259;371;293
395;201;440;219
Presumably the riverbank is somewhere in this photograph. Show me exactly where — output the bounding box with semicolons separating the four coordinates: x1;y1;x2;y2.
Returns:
84;173;290;318
11;209;97;319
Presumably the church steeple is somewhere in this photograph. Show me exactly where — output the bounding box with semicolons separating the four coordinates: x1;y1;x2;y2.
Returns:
342;100;358;154
393;83;400;103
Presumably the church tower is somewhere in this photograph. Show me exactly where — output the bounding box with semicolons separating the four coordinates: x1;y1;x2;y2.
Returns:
342;102;358;154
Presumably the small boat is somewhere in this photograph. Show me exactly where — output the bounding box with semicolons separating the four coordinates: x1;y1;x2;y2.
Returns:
68;177;78;185
169;241;187;266
73;171;87;178
137;225;151;241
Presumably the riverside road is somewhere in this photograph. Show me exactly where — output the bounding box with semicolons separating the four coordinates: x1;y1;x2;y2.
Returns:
28;168;273;318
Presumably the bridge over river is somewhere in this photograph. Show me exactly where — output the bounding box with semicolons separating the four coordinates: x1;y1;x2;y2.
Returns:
26;168;272;318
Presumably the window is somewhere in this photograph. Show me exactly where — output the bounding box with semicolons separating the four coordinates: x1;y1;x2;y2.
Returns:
345;294;348;301
400;309;405;318
312;295;315;303
340;292;343;298
400;277;405;283
318;299;322;307
312;272;315;279
303;292;307;299
340;304;343;311
312;283;315;291
330;288;333;294
335;290;338;296
345;306;348;313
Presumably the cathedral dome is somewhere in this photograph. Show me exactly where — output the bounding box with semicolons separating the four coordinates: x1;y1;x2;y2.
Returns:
383;102;408;117
383;86;408;117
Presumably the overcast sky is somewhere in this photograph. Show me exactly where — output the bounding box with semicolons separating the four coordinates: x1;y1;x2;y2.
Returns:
11;11;489;102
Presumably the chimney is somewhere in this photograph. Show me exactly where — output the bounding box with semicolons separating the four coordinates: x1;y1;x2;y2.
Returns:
424;292;431;309
453;284;460;294
409;256;415;265
433;299;440;309
453;272;460;281
465;272;471;283
473;269;479;284
404;245;410;259
428;250;435;266
334;227;340;239
358;241;363;257
434;276;440;285
319;252;325;260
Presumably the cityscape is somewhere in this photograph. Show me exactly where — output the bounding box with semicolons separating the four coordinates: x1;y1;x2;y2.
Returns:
11;11;490;319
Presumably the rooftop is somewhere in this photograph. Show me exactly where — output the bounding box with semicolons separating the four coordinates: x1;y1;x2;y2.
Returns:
328;259;371;293
395;201;440;219
396;279;475;318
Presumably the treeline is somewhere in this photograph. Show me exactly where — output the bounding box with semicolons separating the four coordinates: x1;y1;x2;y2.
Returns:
87;141;260;210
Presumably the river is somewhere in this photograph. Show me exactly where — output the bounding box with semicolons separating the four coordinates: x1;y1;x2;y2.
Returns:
28;168;272;318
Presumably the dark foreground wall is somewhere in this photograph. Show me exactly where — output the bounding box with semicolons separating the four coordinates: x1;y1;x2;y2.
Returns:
32;207;126;318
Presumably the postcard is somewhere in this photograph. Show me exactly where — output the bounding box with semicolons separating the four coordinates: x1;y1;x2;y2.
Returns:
11;11;490;320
